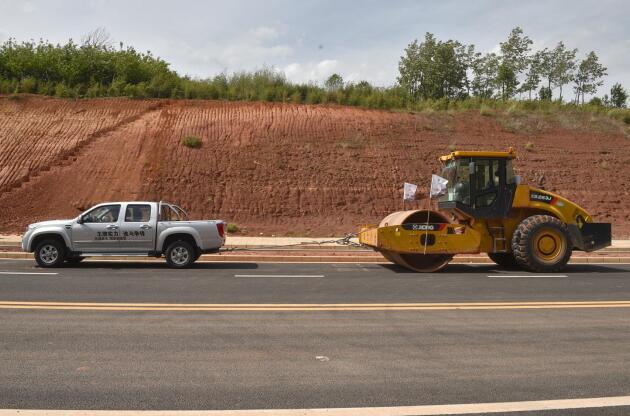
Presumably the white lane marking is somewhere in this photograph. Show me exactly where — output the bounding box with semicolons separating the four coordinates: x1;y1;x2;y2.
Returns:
1;395;630;415
0;271;58;275
488;275;568;278
234;274;325;278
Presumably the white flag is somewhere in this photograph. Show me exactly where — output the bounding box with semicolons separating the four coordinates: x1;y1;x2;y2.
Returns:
403;182;418;202
430;174;449;198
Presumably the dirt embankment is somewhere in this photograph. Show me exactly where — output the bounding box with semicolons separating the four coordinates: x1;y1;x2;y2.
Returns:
0;95;628;237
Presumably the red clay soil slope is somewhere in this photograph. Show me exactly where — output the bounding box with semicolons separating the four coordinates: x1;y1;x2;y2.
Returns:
0;96;628;237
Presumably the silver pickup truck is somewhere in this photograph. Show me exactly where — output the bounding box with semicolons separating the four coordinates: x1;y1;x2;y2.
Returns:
21;201;226;268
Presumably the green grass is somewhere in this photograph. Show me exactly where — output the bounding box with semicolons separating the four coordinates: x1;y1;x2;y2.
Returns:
479;105;493;116
181;135;202;149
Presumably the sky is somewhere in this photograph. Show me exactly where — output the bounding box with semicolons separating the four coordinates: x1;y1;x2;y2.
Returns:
0;0;628;100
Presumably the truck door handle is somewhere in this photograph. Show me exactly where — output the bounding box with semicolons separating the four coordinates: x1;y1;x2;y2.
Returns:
106;225;119;230
140;225;152;230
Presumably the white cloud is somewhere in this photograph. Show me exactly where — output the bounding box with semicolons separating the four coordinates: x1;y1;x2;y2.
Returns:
283;59;339;84
250;26;279;42
22;1;36;13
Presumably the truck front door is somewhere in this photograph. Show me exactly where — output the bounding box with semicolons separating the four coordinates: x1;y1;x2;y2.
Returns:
72;204;122;253
118;203;156;252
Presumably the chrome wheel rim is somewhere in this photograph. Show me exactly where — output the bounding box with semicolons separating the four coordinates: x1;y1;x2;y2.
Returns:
39;245;59;264
170;246;190;265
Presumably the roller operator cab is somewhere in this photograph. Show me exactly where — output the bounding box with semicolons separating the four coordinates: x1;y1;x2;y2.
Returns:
359;149;612;273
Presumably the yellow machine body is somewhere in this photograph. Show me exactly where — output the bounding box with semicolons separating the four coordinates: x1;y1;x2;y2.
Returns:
360;149;611;272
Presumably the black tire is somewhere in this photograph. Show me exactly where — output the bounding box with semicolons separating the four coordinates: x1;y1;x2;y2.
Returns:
66;256;85;265
487;252;519;268
165;240;196;268
512;215;572;273
34;239;66;268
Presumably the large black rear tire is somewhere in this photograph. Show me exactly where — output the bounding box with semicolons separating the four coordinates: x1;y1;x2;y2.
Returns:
512;215;572;273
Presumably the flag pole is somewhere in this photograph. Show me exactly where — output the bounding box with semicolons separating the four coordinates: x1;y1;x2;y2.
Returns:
424;187;431;255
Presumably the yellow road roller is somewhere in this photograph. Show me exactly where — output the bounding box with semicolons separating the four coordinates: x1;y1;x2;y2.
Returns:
359;149;611;272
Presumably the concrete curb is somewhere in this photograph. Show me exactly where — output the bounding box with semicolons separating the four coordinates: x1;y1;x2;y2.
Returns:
2;252;629;264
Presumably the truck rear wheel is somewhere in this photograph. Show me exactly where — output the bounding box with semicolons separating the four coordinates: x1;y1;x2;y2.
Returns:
34;239;66;268
165;240;195;268
487;252;519;268
512;215;572;273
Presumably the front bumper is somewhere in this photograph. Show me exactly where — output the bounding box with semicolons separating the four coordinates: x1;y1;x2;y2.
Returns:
568;223;611;252
21;230;32;252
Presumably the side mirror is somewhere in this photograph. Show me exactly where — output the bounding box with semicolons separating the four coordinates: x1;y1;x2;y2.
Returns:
514;175;521;185
77;216;84;224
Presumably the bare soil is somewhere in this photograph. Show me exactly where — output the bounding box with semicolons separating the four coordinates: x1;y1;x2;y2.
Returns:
1;95;629;237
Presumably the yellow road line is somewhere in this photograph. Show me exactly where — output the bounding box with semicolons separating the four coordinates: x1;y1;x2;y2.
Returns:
1;300;630;311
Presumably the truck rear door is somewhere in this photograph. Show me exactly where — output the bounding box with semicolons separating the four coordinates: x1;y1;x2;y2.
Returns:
118;203;156;252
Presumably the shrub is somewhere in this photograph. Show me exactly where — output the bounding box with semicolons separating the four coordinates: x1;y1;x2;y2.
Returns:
181;135;202;149
524;142;535;151
447;143;457;152
227;223;240;233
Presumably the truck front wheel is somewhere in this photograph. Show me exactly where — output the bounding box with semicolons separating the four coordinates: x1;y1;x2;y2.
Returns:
34;239;66;268
165;240;195;268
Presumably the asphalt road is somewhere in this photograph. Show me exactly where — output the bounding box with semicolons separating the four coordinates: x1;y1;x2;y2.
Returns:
1;259;630;414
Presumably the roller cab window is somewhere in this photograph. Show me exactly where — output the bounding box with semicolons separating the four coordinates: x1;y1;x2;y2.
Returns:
439;158;471;205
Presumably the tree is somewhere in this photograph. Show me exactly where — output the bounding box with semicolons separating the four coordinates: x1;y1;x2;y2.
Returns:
397;32;469;101
324;73;343;91
535;43;577;101
551;42;577;101
435;39;468;99
81;27;112;48
539;86;552;101
460;44;477;95
398;38;425;100
498;27;532;99
472;53;499;98
536;48;554;100
500;27;532;74
520;53;541;100
573;51;607;104
496;63;517;100
474;53;498;99
610;83;628;108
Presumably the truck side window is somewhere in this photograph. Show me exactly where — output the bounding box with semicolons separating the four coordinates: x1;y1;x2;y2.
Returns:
83;205;120;223
125;204;151;222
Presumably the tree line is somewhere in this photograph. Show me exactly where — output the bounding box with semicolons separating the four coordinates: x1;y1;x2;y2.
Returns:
397;27;626;107
0;28;627;109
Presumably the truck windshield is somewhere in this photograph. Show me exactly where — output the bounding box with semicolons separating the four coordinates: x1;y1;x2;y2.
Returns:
439;158;471;205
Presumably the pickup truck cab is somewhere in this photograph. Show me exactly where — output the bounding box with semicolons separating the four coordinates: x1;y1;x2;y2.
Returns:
21;201;226;268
